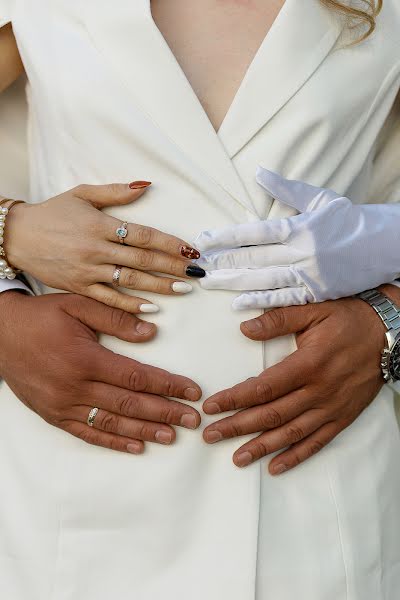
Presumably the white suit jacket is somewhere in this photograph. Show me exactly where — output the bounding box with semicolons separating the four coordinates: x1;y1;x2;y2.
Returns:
1;1;400;599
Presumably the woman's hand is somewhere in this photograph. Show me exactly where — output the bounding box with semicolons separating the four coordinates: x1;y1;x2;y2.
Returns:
201;289;393;474
195;167;400;309
0;292;202;453
4;181;205;313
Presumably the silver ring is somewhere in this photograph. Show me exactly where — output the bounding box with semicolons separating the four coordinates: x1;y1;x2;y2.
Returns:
87;407;99;427
116;221;128;244
112;265;122;287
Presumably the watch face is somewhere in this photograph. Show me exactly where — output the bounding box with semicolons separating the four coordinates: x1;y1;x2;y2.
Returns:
389;338;400;381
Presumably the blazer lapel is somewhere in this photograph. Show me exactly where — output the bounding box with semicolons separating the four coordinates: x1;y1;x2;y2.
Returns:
83;0;257;216
218;0;344;158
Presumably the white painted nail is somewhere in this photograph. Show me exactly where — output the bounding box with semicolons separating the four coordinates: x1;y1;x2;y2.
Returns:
172;282;193;294
139;304;160;313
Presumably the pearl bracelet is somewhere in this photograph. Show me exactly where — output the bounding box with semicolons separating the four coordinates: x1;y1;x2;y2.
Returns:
0;200;24;280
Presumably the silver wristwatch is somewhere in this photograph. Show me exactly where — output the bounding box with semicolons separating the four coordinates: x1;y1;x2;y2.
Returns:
357;289;400;383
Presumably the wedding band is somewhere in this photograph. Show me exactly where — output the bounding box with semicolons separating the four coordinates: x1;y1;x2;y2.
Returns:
112;265;122;287
116;221;129;244
87;407;99;427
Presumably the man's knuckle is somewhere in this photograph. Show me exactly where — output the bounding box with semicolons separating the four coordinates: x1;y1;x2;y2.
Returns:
109;307;127;330
108;437;122;452
136;422;150;440
290;451;302;467
99;412;119;433
285;424;305;444
117;393;137;416
255;381;273;404
127;368;147;391
227;420;241;438
308;440;324;457
79;428;96;446
265;308;286;331
252;439;271;458
159;403;175;423
259;407;282;429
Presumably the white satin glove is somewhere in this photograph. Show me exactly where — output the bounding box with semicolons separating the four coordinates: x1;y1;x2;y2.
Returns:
195;167;400;309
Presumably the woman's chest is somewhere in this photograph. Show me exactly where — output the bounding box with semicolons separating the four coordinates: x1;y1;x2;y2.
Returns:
11;0;400;209
150;0;286;131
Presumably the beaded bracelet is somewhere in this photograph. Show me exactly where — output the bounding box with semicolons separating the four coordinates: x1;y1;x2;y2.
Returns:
0;199;25;280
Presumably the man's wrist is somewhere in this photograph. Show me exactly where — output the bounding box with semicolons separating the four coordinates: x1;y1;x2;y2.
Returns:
378;283;400;307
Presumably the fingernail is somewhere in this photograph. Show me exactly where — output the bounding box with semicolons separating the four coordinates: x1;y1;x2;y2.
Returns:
235;451;253;467
135;321;155;335
186;265;206;278
127;443;142;454
272;464;288;475
184;387;201;401
172;282;193;294
129;180;152;189
205;430;223;443
180;245;200;260
204;402;220;414
155;430;173;444
139;304;160;314
180;413;197;429
242;319;263;334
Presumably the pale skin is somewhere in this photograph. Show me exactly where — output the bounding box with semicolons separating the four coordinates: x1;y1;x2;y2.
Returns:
1;2;399;473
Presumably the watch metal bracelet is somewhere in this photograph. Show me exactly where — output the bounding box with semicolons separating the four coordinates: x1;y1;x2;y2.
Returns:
357;289;400;332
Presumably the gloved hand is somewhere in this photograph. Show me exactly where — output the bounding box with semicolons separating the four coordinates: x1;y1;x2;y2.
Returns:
194;166;400;309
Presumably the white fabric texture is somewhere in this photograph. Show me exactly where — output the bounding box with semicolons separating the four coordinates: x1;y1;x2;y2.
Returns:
196;166;400;309
0;0;11;27
0;277;31;294
1;1;400;599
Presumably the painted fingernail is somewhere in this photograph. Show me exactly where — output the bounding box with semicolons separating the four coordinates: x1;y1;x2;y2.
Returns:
180;413;197;429
242;319;263;334
127;443;143;454
129;180;152;189
139;304;160;314
180;245;200;260
186;265;206;278
155;430;173;444
172;281;193;294
272;464;288;475
205;430;223;443
235;451;253;467
204;402;220;414
135;321;155;335
184;387;201;401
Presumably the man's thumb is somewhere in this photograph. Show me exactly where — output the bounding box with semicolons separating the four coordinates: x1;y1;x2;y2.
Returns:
240;305;315;341
73;180;152;209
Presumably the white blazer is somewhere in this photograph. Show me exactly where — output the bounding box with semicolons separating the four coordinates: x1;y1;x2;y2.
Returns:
1;1;400;599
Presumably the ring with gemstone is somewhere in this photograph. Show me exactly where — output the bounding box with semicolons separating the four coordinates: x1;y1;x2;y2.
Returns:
112;265;122;287
116;221;129;244
87;407;99;427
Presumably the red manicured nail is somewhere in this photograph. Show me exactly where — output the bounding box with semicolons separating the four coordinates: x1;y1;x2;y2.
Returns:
180;245;200;260
129;181;152;189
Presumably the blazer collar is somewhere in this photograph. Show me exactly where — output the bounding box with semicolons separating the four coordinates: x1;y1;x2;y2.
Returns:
84;0;342;215
218;0;344;157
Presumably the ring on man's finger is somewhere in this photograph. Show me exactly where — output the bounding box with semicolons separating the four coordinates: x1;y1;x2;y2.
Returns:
116;221;129;244
87;407;99;427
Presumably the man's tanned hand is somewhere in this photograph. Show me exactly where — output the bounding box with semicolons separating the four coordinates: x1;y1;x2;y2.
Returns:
202;286;400;474
0;292;202;453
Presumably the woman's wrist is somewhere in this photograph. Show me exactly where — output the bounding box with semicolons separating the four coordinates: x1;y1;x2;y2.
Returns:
2;201;31;270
